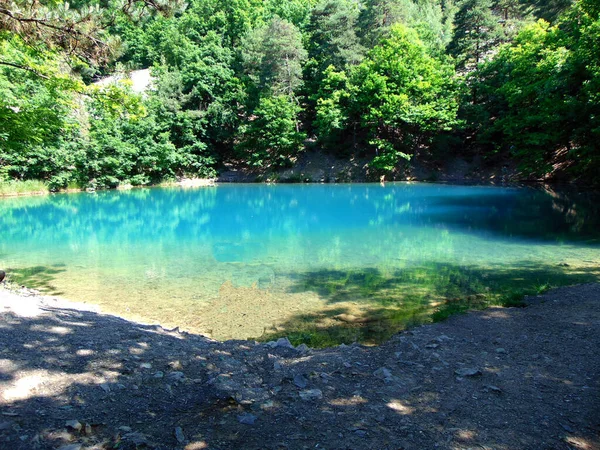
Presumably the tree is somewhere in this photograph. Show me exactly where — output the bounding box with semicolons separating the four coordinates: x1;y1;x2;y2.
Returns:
235;95;306;168
448;0;502;69
307;0;364;72
350;24;460;170
358;0;456;56
313;66;352;147
0;0;179;67
468;0;600;183
241;16;307;100
358;0;415;48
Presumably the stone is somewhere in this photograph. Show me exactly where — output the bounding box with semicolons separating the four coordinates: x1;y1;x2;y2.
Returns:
174;426;186;443
261;400;275;410
100;383;111;393
65;420;82;432
276;337;294;349
495;348;507;354
561;423;575;433
168;371;185;381
139;363;152;369
293;374;308;389
485;385;502;393
58;445;82;450
373;367;393;380
299;389;323;401
237;413;257;425
122;432;149;446
455;368;482;378
0;270;5;283
154;371;164;378
296;343;309;354
84;423;92;435
118;426;132;432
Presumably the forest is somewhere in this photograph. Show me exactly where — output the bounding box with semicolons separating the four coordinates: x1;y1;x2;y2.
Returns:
0;0;598;190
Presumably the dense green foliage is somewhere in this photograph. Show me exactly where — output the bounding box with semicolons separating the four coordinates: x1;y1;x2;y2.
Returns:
2;0;598;188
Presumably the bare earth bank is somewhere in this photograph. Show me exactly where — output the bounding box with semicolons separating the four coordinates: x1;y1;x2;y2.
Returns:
0;284;598;450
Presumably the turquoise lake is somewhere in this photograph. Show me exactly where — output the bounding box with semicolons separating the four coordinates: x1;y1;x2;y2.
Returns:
1;183;599;345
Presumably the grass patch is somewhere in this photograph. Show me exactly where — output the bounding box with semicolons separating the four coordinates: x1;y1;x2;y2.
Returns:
0;180;49;196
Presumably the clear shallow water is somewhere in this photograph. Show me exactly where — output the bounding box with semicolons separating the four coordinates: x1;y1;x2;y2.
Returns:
1;183;599;344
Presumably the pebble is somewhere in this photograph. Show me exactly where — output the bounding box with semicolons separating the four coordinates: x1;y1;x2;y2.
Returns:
100;383;111;393
154;371;164;378
140;363;152;369
495;348;507;354
455;367;482;378
299;389;323;401
174;426;186;443
238;413;257;425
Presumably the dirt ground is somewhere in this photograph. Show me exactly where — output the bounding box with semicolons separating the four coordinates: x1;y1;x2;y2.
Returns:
0;283;599;450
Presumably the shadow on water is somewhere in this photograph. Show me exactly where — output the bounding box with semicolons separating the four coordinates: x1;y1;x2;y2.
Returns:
6;265;66;295
260;261;600;347
421;186;600;244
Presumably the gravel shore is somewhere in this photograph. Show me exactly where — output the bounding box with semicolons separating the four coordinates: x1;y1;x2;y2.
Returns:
1;284;599;450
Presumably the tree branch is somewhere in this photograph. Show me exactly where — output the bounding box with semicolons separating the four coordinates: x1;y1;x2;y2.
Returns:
0;60;49;79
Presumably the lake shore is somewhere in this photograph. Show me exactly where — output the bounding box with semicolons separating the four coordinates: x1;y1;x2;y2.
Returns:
1;282;598;449
0;178;216;198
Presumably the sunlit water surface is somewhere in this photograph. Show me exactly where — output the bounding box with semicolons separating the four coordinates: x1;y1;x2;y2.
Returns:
1;183;599;344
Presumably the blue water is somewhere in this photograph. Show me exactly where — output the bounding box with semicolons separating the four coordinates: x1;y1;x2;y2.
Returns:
1;183;599;343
